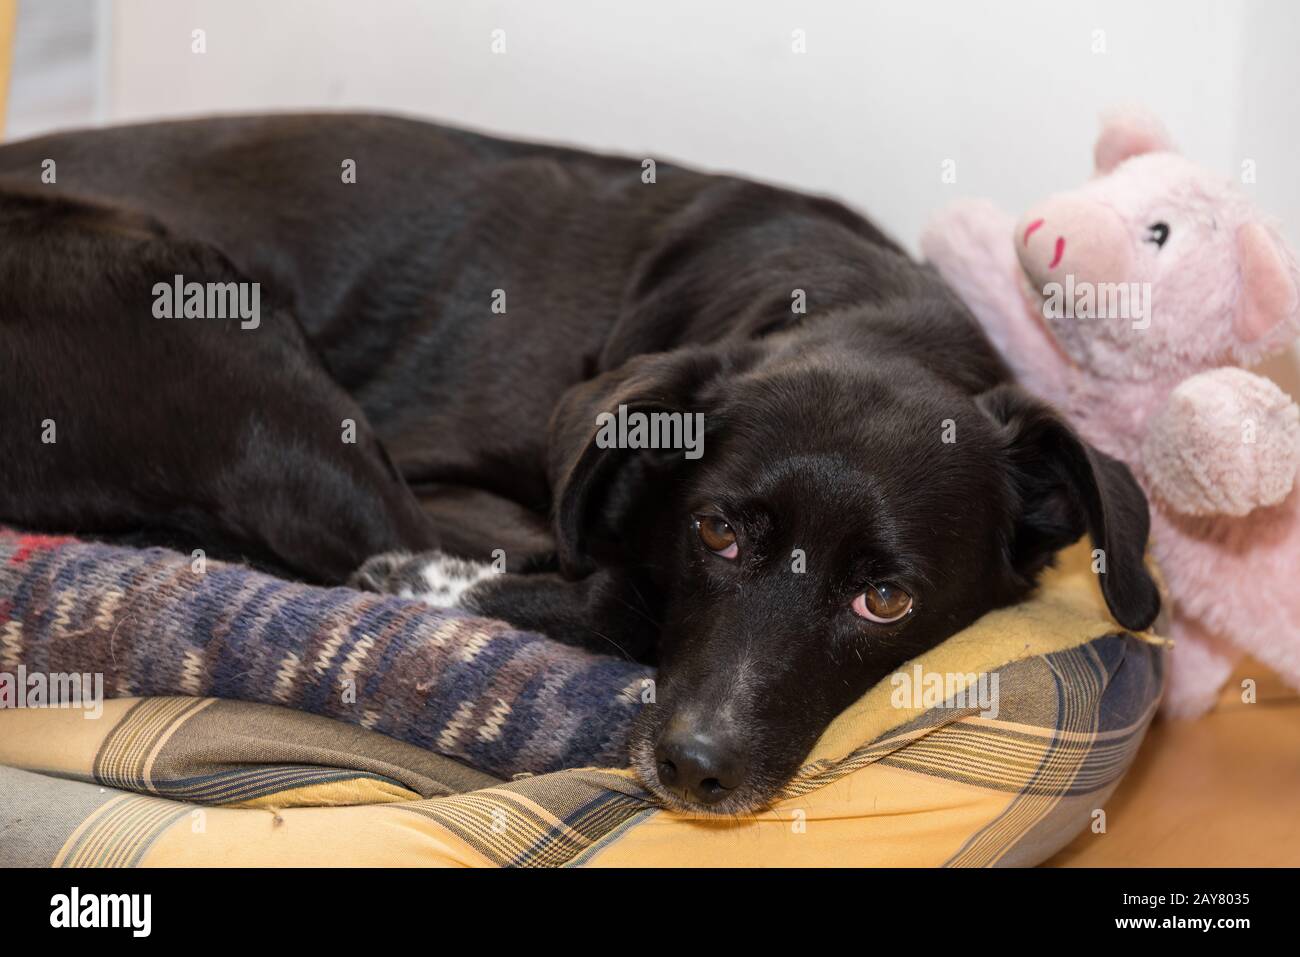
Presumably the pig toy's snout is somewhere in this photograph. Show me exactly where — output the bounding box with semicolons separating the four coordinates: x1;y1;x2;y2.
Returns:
1015;198;1133;292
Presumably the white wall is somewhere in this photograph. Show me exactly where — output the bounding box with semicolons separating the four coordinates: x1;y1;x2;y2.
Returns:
5;0;100;140
100;1;1299;244
13;0;1300;385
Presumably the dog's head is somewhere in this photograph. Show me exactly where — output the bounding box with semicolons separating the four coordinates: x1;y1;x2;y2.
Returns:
548;310;1159;814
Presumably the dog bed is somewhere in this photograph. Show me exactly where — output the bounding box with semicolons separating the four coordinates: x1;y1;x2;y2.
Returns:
0;530;1164;866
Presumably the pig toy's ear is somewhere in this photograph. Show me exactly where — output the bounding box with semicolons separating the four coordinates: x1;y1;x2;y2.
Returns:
1094;107;1175;174
1235;222;1300;347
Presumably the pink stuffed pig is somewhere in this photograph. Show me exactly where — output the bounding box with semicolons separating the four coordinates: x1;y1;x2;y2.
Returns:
922;107;1300;717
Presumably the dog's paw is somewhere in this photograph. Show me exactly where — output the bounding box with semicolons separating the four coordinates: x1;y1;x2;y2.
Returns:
348;550;497;608
348;551;412;592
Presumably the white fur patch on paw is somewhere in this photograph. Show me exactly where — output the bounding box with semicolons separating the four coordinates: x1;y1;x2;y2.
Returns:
402;552;497;608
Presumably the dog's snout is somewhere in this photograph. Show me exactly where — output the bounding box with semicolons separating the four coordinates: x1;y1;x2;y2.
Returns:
654;719;748;806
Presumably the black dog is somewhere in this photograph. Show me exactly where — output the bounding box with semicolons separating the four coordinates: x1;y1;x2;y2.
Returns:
0;114;1159;813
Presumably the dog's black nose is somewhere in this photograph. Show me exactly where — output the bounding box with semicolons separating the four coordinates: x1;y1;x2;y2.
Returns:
654;722;747;806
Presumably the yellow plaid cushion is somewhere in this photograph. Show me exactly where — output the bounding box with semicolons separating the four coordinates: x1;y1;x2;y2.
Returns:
0;542;1163;867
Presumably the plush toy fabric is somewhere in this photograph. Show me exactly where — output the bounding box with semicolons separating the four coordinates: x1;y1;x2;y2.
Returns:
922;108;1300;717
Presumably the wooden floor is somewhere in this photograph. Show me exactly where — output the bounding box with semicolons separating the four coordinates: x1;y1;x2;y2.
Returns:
1049;659;1300;866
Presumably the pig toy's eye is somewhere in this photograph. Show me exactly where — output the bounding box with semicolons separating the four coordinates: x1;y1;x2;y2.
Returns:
1145;222;1170;249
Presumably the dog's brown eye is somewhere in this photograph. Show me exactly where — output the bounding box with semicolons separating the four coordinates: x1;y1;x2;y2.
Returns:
695;515;738;558
852;584;913;623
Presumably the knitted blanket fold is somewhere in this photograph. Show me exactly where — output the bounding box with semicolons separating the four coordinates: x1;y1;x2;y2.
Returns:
0;530;651;778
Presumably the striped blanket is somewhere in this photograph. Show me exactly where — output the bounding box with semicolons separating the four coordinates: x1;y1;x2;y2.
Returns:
0;531;1166;866
0;530;648;778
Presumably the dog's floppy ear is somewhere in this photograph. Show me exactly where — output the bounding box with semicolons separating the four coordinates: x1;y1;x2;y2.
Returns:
548;347;737;579
978;384;1160;631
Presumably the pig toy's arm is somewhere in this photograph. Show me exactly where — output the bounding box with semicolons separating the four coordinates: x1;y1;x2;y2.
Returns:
922;199;1070;403
1142;367;1300;516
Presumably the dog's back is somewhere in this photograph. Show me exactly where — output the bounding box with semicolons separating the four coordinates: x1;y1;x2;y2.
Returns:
0;114;973;504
